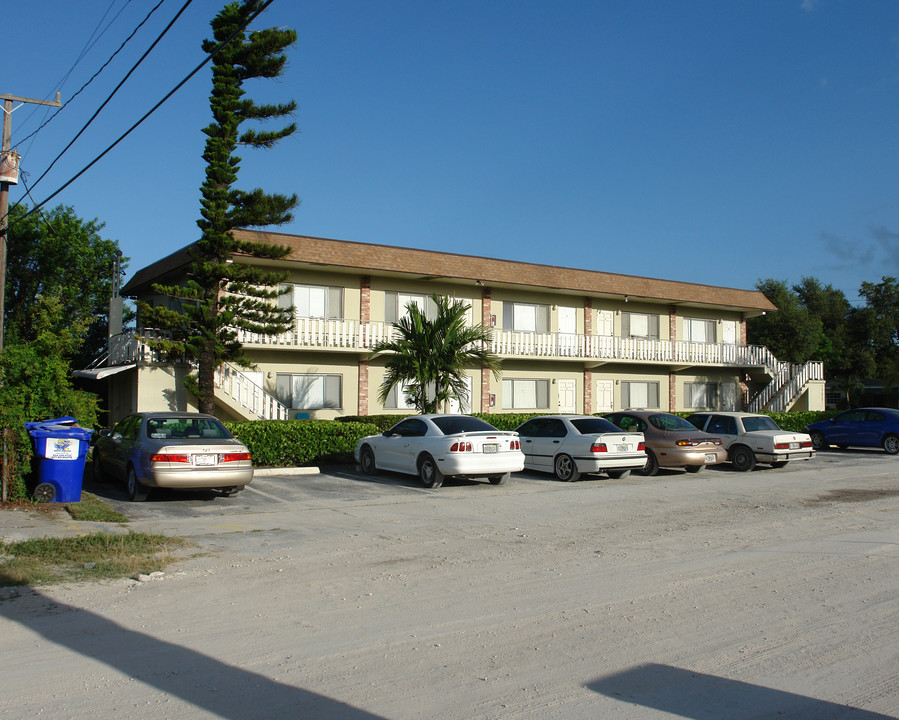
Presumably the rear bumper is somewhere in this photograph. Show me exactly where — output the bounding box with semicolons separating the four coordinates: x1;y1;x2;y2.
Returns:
435;453;525;477
574;453;647;473
756;451;815;463
659;448;727;468
142;465;254;488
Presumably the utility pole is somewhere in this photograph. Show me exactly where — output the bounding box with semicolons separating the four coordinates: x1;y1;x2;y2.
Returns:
0;92;62;353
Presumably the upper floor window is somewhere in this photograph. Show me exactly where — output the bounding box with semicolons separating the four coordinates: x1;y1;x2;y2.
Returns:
622;312;660;340
385;292;437;323
684;318;716;344
503;302;549;333
280;284;343;320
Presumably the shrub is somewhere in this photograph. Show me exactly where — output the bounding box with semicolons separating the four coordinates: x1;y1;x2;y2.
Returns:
224;419;380;467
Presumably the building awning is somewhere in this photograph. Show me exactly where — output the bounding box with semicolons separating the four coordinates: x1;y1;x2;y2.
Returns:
73;364;136;380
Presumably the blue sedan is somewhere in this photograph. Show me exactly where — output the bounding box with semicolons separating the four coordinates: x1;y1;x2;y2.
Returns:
806;408;899;455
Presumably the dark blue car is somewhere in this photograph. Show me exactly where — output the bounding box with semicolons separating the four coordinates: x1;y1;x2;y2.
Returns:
806;408;899;455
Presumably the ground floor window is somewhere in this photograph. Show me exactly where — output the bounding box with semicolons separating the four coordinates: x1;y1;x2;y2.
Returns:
502;378;550;409
276;373;342;410
685;382;718;409
621;381;660;409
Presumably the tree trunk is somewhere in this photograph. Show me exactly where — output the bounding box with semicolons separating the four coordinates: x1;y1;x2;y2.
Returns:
198;338;217;415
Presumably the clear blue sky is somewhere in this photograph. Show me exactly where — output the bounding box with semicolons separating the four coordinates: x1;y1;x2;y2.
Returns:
6;0;899;303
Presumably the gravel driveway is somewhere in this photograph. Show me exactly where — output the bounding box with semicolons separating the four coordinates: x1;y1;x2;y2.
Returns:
2;451;897;719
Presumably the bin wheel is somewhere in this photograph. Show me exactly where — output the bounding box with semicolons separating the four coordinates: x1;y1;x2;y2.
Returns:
34;483;57;503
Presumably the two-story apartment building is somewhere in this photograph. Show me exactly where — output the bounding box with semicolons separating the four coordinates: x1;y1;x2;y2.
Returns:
98;230;824;423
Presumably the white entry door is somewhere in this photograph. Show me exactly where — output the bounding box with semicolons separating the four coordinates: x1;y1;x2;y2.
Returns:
557;379;576;414
449;376;473;414
595;380;614;413
558;306;577;356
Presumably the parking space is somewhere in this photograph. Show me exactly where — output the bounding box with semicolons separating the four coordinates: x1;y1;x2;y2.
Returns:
80;447;896;524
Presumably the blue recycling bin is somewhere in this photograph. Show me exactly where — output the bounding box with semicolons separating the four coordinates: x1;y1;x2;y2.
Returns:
24;417;94;503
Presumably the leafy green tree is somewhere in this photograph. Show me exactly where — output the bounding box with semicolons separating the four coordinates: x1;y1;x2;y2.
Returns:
747;279;823;363
139;0;298;414
375;294;501;414
0;293;101;499
4;203;127;369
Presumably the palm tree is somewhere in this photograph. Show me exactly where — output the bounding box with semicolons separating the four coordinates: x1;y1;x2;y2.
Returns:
374;294;501;414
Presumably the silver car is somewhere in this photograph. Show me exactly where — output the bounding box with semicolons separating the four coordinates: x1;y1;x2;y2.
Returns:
92;412;254;501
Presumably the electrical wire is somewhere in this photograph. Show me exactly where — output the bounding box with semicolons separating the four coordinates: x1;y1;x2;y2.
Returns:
23;0;194;199
7;0;276;231
16;0;167;150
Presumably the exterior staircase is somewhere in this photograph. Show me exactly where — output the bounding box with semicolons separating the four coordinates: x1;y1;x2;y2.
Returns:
747;359;824;413
214;363;290;421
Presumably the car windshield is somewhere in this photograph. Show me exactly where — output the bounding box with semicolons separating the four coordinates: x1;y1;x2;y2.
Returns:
146;417;232;440
742;416;780;432
649;414;696;431
431;416;497;435
570;417;620;434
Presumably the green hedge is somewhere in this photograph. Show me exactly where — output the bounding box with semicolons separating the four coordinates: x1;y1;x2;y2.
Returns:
224;419;379;468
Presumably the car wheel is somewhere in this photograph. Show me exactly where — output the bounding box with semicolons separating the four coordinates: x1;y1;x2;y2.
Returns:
771;460;789;468
127;466;149;502
553;454;581;482
607;469;630;479
684;464;703;473
488;472;510;485
33;483;56;503
641;450;659;476
360;446;379;475
730;446;756;472
883;434;899;455
418;454;444;488
220;486;243;497
809;430;827;451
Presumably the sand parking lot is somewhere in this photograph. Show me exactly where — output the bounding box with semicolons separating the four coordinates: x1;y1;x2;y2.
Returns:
2;451;897;719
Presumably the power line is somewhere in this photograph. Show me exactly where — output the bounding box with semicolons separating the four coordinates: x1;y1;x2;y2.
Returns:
7;0;276;231
17;0;167;150
23;0;193;199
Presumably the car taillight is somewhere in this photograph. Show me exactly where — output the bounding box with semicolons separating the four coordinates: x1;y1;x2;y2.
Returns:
637;442;645;451
676;439;699;447
150;453;190;463
221;452;251;462
511;440;520;450
450;442;472;452
590;442;608;453
801;441;813;449
774;443;789;450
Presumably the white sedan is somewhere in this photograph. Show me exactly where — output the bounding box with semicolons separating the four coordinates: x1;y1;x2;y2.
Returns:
515;415;646;481
355;415;525;488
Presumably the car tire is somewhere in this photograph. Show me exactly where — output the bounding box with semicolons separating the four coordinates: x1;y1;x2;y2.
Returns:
553;454;581;482
607;469;630;479
127;466;149;502
360;446;379;475
883;434;899;455
418;454;444;488
488;472;510;485
641;450;659;476
730;446;757;472
684;464;703;473
809;430;827;451
771;460;789;468
33;482;56;503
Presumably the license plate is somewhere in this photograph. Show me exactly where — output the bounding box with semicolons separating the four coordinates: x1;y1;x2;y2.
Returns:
705;453;716;462
483;444;498;453
617;444;630;452
789;442;799;450
193;454;217;466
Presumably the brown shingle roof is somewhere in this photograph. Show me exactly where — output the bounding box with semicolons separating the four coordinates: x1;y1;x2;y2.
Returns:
122;229;776;313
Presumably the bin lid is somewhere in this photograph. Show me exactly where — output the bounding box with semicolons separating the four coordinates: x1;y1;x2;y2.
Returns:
24;417;94;441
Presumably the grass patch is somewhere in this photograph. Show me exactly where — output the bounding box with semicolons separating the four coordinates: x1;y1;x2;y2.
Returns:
0;532;191;587
65;493;129;523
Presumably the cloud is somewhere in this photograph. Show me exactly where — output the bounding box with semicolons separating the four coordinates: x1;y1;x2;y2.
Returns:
800;0;820;11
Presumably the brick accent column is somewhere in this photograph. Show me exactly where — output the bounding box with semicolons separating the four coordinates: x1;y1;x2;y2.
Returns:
740;318;747;345
668;372;676;411
358;360;369;416
584;369;593;414
584;297;593;335
360;276;371;323
669;305;677;340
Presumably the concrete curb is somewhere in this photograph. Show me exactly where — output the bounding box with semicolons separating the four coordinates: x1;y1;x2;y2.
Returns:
253;466;320;477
